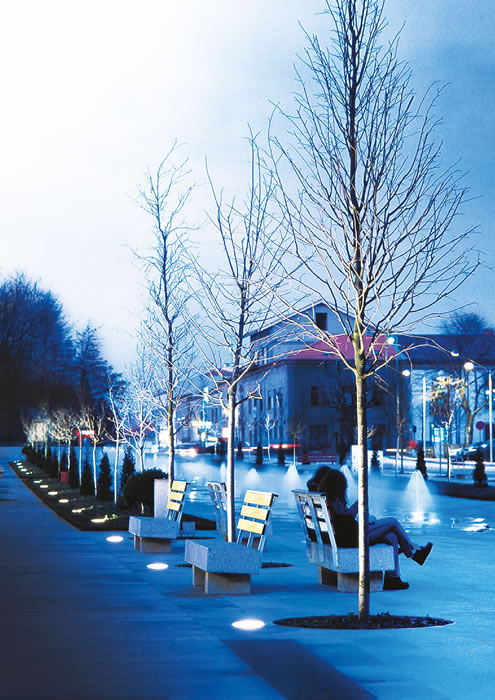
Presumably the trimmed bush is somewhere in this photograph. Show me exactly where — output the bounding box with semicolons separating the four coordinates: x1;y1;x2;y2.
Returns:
80;457;95;496
236;441;244;460
370;450;381;474
69;448;79;488
473;450;488;487
97;453;112;501
416;446;428;480
123;469;166;513
255;442;263;465
120;446;136;494
277;444;285;466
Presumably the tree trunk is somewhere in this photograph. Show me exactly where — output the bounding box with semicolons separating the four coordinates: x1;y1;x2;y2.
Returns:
226;388;236;542
113;438;120;505
92;442;97;491
355;360;370;623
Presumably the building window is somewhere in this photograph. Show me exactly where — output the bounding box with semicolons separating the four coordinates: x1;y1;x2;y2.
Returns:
315;312;327;331
310;386;327;406
309;424;328;449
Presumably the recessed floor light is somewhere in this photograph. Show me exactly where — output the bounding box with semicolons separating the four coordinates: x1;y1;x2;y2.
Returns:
147;562;169;570
232;619;265;631
58;499;69;503
106;535;124;543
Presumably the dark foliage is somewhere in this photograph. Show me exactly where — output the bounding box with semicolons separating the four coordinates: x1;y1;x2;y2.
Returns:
80;457;95;496
96;453;112;501
416;446;428;479
370;450;381;473
123;469;166;512
69;448;79;488
255;442;263;465
277;444;285;466
59;452;68;472
48;449;59;478
473;449;488;487
236;441;244;460
120;446;136;494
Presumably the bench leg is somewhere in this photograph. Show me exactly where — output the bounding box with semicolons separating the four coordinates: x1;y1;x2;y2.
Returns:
204;572;251;595
138;537;172;553
337;571;384;593
318;567;338;587
192;566;205;588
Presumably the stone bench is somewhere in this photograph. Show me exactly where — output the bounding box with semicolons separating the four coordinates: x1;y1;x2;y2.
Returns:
293;490;394;592
184;489;278;594
129;479;191;553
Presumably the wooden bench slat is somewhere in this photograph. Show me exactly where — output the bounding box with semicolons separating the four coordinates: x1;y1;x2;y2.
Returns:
237;518;265;535
240;504;270;521
171;480;188;491
244;490;276;507
166;501;181;511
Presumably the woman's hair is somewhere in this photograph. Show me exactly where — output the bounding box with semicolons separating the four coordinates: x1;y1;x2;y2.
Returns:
306;465;331;492
318;468;348;502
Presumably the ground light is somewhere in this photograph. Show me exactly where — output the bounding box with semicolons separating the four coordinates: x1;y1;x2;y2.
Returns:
147;562;169;570
91;518;106;524
40;485;49;489
48;491;58;496
106;535;124;543
58;499;69;503
232;619;265;631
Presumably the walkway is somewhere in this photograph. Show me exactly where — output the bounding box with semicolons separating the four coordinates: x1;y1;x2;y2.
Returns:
1;449;495;699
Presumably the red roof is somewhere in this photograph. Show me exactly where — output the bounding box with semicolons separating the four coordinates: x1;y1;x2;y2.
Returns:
290;334;395;362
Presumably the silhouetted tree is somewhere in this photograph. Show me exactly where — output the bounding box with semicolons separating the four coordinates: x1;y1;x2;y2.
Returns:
80;457;94;496
97;453;112;501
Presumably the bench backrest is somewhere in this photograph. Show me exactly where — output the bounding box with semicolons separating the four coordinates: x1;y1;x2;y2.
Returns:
292;490;339;568
206;481;228;535
165;480;189;524
237;489;278;551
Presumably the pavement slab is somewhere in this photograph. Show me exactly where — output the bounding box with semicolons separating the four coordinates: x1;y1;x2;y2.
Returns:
1;449;495;699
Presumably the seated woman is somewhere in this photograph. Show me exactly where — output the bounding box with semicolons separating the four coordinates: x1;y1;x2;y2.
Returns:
318;468;433;590
306;465;331;492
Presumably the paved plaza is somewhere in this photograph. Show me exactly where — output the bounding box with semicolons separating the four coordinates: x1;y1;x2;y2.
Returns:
1;447;495;699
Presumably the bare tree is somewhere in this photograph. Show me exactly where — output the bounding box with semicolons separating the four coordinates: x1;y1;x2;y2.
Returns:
189;134;285;541
269;0;477;620
107;378;128;505
79;403;108;491
121;352;156;473
48;409;75;468
430;375;464;477
136;143;196;491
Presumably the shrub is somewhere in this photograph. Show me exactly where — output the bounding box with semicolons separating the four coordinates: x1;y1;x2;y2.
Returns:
255;442;263;465
236;441;244;460
277;444;285;466
60;452;68;472
120;446;136;494
473;450;488;487
123;469;166;513
370;450;381;473
97;453;112;501
69;448;79;488
416;446;428;480
48;449;59;478
80;457;95;496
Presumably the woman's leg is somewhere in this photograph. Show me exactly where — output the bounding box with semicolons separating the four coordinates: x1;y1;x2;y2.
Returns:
368;517;415;558
380;531;400;576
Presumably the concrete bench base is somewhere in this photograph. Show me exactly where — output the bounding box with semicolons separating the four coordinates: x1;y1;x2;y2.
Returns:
128;516;195;553
308;542;394;592
185;539;262;595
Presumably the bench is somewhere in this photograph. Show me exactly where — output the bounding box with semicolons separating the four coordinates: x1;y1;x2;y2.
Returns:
206;481;228;537
293;490;394;592
299;454;337;465
184;489;278;594
129;480;189;553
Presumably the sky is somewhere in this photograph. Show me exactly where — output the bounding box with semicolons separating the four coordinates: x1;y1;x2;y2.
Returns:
1;0;494;370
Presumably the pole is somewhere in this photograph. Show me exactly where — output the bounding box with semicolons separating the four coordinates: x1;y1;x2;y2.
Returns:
422;375;426;453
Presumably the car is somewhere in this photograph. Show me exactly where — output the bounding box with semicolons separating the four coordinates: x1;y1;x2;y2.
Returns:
456;439;495;461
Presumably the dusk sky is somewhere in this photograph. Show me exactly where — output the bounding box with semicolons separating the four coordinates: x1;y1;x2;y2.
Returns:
1;1;494;370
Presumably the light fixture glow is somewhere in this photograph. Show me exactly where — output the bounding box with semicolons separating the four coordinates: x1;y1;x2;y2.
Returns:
48;491;58;496
146;562;169;570
58;498;69;503
232;619;265;631
464;361;474;371
91;518;106;523
40;485;49;489
106;535;124;543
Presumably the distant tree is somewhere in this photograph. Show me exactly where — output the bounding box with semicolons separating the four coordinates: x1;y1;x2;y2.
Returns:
236;441;244;460
97;453;112;501
473;450;487;487
120;446;136;495
80;457;95;496
370;450;381;474
255;442;263;466
416;446;428;480
69;448;79;488
277;443;285;466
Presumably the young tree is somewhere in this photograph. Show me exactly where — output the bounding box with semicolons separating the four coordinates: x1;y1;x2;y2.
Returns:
136;143;195;492
97;453;112;501
121;352;156;473
270;0;477;620
107;378;128;505
120;445;136;495
189;134;284;541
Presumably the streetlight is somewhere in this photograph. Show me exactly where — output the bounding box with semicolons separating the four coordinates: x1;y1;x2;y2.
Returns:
464;360;493;463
